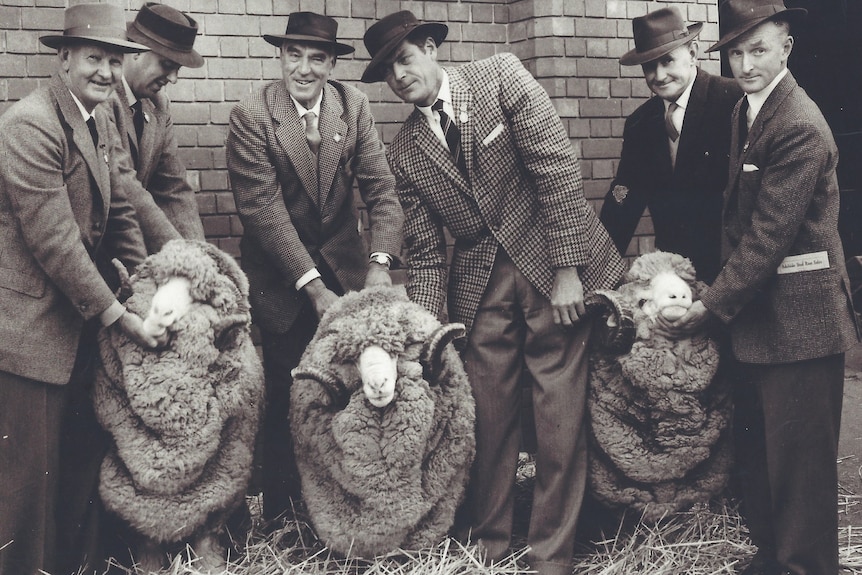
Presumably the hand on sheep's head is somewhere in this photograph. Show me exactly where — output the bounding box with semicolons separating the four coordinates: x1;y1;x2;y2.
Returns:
141;277;193;345
641;271;692;322
357;345;398;408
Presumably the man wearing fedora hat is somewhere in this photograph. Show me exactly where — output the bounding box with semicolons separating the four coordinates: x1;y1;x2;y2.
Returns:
672;1;860;573
362;11;623;575
0;4;163;574
226;11;403;523
600;6;741;285
103;2;206;251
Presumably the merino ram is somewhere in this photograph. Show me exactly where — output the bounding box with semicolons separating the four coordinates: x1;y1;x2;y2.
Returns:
93;239;264;571
290;286;476;557
585;251;731;521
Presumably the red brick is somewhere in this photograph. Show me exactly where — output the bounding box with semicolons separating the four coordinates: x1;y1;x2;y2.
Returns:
580;98;622;118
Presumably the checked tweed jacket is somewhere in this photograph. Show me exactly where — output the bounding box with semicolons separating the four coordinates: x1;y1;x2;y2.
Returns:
701;72;859;363
387;53;624;332
104;81;205;250
227;79;403;334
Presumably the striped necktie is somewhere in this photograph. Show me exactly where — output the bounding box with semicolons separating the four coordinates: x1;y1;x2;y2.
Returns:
432;99;466;174
303;111;321;157
665;101;680;142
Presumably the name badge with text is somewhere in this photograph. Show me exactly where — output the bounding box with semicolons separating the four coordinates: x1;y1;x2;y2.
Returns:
776;250;830;274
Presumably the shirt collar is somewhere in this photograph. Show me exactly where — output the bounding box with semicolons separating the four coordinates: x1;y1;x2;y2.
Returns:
122;76;138;108
68;90;95;121
416;70;451;121
666;69;696;112
290;91;323;119
746;67;788;123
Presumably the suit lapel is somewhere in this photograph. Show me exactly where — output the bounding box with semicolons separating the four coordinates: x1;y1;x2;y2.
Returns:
114;81;142;173
137;98;156;178
448;69;473;179
673;69;707;178
268;82;320;208
317;83;347;208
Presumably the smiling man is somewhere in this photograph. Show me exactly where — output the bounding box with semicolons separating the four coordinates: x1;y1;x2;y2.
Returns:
103;2;205;251
226;11;403;524
600;7;741;285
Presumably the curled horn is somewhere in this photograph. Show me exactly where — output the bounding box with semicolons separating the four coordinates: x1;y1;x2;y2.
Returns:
421;323;467;384
291;366;350;409
212;313;250;351
583;290;636;355
111;258;133;302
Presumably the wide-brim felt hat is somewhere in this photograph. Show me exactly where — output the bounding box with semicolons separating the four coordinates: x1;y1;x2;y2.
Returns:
361;10;448;83
706;0;807;52
41;3;149;53
264;11;355;56
620;7;703;66
127;2;204;68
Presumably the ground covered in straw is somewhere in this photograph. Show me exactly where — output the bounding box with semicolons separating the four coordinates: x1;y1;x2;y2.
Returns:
96;452;862;575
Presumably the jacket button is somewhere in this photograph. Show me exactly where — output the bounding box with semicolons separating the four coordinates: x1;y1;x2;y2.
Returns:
92;222;101;231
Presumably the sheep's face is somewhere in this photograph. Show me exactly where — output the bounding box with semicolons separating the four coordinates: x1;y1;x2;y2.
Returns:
142;276;193;339
357;345;398;408
642;272;692;321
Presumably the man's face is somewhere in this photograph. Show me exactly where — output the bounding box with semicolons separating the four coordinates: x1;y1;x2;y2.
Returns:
382;37;441;107
124;51;181;100
280;41;335;108
641;43;698;102
727;21;792;94
60;42;123;112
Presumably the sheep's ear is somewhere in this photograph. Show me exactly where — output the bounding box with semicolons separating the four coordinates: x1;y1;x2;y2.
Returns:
420;323;467;384
212;313;249;351
111;258;133;302
583;290;635;355
291;366;350;410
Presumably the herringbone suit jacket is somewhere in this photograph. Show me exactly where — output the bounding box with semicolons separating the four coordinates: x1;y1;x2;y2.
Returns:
0;74;146;385
105;81;205;248
387;53;624;332
600;69;742;283
701;72;860;363
227;80;403;334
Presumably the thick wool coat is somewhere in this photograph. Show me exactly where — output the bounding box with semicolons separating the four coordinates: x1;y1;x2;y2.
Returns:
93;239;264;542
290;287;475;557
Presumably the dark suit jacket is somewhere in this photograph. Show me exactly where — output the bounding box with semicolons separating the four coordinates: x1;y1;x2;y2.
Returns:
701;72;860;363
227;80;404;334
387;53;624;332
600;68;742;283
105;81;205;248
0;74;146;385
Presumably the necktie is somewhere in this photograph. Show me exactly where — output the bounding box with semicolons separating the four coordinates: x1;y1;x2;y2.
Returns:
432;99;466;174
665;101;680;142
303;111;321;157
86;117;99;148
131;101;145;144
738;97;749;152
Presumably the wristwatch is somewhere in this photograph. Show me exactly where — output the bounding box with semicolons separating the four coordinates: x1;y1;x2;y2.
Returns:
369;253;391;268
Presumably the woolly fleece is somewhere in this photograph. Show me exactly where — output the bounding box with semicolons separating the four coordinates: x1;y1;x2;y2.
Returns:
93;239;264;543
587;251;731;520
290;286;476;557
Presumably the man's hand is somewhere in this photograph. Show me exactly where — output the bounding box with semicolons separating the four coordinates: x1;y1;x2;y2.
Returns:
304;278;340;319
551;266;586;327
364;263;393;289
117;310;160;349
653;299;712;339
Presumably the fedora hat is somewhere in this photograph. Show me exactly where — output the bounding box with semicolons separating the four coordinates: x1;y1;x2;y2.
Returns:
706;0;806;52
361;11;448;83
40;3;148;53
619;7;703;66
127;2;203;68
263;12;354;56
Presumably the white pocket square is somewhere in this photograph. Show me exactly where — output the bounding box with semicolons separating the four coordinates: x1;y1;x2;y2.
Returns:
742;163;760;172
482;123;505;146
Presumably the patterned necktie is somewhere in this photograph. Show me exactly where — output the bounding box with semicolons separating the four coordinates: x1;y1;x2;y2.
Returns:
86;117;99;148
432;99;466;174
665;101;680;142
303;111;321;157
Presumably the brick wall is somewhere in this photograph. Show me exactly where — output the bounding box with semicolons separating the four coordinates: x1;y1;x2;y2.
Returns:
0;0;722;260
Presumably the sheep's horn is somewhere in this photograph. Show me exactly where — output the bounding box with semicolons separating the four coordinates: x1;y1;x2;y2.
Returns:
583;290;636;355
420;323;466;385
212;313;250;351
111;258;133;302
291;366;350;409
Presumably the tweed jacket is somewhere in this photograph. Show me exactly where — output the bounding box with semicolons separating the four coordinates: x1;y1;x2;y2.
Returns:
0;74;147;385
701;72;860;363
600;69;742;283
105;81;205;249
387;53;624;332
227;79;404;334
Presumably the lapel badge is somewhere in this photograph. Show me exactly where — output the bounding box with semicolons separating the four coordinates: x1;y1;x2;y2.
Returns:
333;133;342;143
611;185;629;204
143;111;150;123
102;145;108;165
742;141;749;153
459;103;468;123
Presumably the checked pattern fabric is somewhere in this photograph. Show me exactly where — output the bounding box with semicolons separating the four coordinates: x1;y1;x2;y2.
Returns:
432;99;467;174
